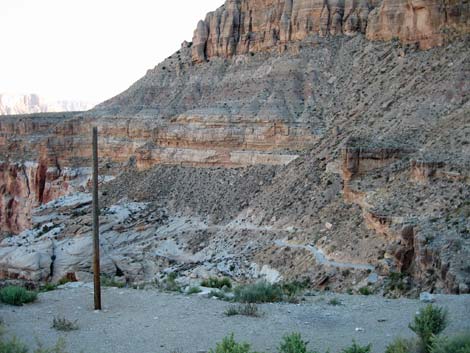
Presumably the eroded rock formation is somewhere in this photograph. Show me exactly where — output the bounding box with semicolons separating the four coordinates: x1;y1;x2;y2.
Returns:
366;0;470;49
192;0;469;62
192;0;379;62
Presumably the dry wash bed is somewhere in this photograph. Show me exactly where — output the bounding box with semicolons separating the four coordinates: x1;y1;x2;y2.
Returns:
1;286;469;353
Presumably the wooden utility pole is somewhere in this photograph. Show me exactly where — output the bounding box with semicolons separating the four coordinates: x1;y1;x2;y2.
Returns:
92;126;102;310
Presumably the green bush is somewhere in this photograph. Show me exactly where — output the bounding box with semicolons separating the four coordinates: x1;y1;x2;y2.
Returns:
388;273;406;292
187;286;202;295
0;326;70;353
328;298;342;306
101;276;125;288
431;333;470;353
341;341;372;353
385;338;416;353
161;272;181;292
0;336;28;353
201;277;232;289
280;280;309;297
209;334;251;353
234;281;283;303
0;286;37;306
278;333;316;353
358;287;372;296
409;305;448;351
39;283;58;292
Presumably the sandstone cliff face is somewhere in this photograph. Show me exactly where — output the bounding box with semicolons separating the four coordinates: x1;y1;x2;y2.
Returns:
0;161;91;235
192;0;379;62
0;161;113;237
366;0;470;49
192;0;469;61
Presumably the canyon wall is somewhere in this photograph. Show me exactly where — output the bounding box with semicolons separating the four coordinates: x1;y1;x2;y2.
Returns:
367;0;470;49
0;0;468;293
192;0;469;62
0;112;310;234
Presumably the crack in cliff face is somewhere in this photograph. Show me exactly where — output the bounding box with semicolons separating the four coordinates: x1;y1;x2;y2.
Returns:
20;164;31;197
35;161;48;204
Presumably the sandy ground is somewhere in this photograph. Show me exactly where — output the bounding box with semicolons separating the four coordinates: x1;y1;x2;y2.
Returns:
1;286;469;353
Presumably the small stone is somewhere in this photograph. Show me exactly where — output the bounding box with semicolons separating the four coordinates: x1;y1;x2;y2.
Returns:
382;100;393;109
458;283;469;294
419;292;435;303
355;327;365;332
367;273;378;284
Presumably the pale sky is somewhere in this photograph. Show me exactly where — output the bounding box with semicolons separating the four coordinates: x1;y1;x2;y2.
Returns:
0;0;223;103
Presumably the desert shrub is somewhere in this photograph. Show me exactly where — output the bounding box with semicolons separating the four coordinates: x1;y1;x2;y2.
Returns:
280;280;309;303
187;286;202;295
0;336;28;353
0;286;37;306
209;334;251;353
385;338;416;353
278;333;315;353
201;277;232;289
409;305;448;351
0;325;70;353
101;275;125;288
341;341;372;353
430;332;470;353
33;338;69;353
281;280;309;297
224;304;261;317
39;283;58;292
387;272;407;293
234;281;283;303
224;306;240;317
51;317;78;332
161;272;181;292
328;298;342;306
358;287;372;296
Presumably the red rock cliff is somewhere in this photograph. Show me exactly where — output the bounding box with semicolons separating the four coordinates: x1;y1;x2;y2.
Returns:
192;0;469;61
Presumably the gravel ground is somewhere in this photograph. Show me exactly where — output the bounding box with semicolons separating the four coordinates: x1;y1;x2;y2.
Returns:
1;286;469;353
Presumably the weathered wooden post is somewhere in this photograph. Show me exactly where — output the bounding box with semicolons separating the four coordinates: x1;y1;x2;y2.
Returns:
92;126;102;310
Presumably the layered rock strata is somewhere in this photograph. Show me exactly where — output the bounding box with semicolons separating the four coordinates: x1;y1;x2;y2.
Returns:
192;0;470;62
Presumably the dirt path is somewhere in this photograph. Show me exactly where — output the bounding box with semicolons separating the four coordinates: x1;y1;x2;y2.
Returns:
1;286;469;353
